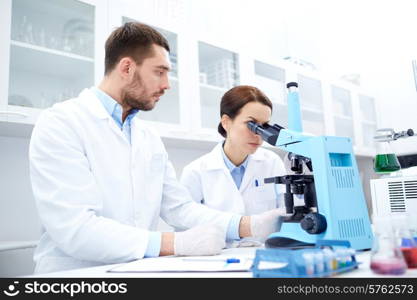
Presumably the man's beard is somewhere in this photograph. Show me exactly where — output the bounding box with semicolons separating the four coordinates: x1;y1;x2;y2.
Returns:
123;71;164;111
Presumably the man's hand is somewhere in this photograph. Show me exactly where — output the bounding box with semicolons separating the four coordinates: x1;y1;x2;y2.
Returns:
173;225;226;256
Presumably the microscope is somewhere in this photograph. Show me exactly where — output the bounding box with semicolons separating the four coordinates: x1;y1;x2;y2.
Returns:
248;82;373;250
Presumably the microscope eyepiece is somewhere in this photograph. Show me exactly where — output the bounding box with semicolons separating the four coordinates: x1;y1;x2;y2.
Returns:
247;121;283;146
247;121;261;135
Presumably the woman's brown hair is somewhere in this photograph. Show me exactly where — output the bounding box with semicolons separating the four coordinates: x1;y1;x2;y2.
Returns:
218;85;273;137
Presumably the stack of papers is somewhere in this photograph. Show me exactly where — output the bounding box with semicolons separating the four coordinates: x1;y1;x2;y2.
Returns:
108;255;254;273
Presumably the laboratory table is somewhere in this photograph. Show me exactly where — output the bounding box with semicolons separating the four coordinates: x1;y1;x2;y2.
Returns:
30;247;417;278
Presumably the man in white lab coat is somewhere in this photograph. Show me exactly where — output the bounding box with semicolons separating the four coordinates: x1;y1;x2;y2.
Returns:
29;22;286;274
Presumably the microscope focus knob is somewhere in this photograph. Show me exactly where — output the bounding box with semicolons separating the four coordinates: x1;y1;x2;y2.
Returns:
300;213;327;234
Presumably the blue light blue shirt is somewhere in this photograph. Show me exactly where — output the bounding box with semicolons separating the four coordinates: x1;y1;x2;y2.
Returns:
93;88;241;256
221;145;249;189
92;87;139;144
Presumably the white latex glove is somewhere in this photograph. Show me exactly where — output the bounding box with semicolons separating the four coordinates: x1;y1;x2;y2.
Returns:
174;225;226;256
250;208;289;242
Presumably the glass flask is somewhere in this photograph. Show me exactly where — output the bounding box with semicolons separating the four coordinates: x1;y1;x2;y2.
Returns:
370;217;407;275
392;215;417;269
373;130;401;174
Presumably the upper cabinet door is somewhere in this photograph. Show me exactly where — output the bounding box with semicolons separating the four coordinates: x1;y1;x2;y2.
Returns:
297;74;325;136
358;94;377;148
254;60;287;127
8;0;95;113
332;85;355;144
198;42;239;129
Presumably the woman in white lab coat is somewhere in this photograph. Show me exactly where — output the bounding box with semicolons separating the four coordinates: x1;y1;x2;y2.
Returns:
180;85;287;215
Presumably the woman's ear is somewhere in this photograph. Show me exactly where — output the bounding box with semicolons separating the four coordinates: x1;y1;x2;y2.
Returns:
221;114;231;133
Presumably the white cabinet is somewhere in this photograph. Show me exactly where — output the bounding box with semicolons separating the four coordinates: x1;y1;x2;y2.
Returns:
358;94;377;149
0;0;379;156
198;42;239;129
331;85;355;143
254;60;288;127
0;0;106;126
297;74;325;136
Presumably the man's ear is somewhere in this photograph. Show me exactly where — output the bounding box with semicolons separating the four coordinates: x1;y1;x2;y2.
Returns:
221;114;231;133
117;57;135;80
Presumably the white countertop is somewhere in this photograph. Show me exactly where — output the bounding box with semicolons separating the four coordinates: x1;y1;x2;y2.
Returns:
29;247;417;278
0;240;38;252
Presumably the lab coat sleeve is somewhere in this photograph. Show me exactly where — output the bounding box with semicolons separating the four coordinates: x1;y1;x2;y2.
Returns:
179;164;204;204
159;160;236;232
29;110;150;263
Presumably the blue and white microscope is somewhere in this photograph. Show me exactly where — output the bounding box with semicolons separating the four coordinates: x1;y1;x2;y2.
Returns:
248;82;373;250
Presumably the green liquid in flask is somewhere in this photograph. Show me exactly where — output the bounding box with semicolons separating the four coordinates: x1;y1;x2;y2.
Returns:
374;154;401;173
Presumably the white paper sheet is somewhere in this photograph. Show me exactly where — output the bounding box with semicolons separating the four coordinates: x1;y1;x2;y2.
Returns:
108;255;254;273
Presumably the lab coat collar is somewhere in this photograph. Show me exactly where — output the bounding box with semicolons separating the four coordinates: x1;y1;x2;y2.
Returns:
206;142;266;171
78;88;132;144
79;88;113;120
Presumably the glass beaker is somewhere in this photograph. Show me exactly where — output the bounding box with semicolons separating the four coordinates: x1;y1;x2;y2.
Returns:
373;141;401;174
392;215;417;269
370;217;407;275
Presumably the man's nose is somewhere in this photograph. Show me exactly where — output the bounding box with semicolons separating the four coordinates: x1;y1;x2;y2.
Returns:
162;75;171;90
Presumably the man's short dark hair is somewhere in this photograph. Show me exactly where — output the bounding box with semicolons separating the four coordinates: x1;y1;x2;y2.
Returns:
104;22;170;75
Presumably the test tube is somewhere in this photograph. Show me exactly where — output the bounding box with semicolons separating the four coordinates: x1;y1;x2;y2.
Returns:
302;252;315;276
346;248;356;266
322;248;335;271
335;249;347;268
314;252;324;274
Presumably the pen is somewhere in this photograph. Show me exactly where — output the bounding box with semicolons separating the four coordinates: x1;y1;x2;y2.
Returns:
182;258;241;264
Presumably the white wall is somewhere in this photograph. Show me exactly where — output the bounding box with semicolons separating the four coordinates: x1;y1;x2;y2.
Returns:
0;136;41;240
285;0;417;154
185;0;417;154
0;136;41;276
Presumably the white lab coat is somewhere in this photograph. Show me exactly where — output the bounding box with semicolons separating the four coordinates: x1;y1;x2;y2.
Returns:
180;143;287;215
29;88;235;274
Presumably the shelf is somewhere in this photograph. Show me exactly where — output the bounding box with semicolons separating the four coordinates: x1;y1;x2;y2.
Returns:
10;41;93;80
9;40;94;109
0;240;38;252
199;83;227;93
361;120;377;126
301;106;324;115
334;114;353;121
11;40;93;62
